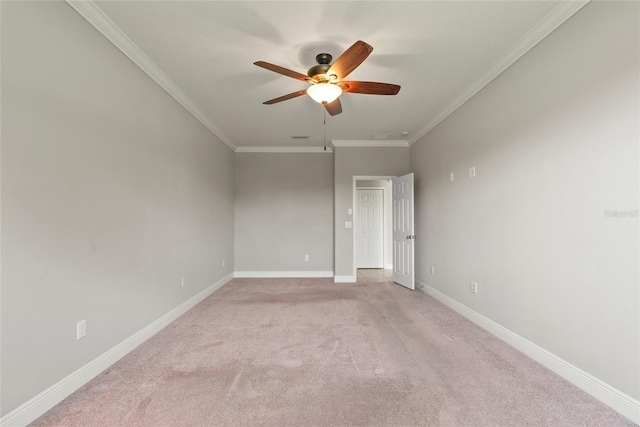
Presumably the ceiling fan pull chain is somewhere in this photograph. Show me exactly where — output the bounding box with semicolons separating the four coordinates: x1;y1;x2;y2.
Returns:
324;108;327;151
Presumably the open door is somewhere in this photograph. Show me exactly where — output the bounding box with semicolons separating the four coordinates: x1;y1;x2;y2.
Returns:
392;173;415;290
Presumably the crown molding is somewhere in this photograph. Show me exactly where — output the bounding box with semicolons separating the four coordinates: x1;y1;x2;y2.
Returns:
66;0;589;153
409;0;590;146
235;146;333;153
332;140;409;148
65;0;237;152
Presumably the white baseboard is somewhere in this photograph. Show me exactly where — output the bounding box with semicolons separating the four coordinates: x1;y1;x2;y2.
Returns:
0;273;234;427
384;263;393;269
334;275;357;283
234;271;334;278
415;278;640;424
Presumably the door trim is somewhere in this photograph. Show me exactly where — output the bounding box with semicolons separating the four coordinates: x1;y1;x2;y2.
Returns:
352;176;396;281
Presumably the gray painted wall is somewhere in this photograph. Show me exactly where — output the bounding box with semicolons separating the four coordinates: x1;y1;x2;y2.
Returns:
1;1;235;415
410;1;639;399
234;153;333;272
334;147;410;277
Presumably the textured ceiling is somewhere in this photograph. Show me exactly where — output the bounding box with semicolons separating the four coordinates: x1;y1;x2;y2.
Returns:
89;0;570;150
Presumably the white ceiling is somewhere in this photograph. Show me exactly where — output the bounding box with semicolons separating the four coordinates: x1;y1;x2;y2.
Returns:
74;1;586;151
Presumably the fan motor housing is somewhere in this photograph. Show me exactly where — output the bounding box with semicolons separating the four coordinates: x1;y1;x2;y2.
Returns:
307;53;333;80
307;64;331;79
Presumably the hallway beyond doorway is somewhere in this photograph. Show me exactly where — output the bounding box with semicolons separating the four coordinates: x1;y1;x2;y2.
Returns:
357;268;393;282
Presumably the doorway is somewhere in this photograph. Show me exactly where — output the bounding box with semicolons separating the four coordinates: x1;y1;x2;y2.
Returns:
356;188;385;269
352;174;415;289
353;176;394;281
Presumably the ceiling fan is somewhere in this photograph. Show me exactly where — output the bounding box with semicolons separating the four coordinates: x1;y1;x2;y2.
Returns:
254;40;400;116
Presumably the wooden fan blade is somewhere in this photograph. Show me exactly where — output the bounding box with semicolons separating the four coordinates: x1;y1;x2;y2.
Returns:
263;89;308;105
339;81;401;95
324;98;342;116
326;40;373;81
254;61;310;81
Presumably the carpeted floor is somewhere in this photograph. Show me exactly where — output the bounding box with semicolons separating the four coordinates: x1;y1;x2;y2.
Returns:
31;278;635;426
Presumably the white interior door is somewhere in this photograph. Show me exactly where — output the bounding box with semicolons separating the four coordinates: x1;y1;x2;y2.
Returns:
392;173;415;290
356;189;384;268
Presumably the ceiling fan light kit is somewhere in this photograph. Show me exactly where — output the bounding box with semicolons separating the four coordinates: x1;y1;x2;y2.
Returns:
254;40;400;116
307;83;342;104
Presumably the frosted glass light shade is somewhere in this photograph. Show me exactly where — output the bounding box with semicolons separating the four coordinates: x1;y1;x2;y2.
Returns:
307;83;342;104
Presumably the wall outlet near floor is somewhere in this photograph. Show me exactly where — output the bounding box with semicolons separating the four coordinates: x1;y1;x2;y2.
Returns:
76;319;86;340
222;259;225;267
449;172;454;182
470;281;478;294
304;254;309;262
469;166;476;178
181;277;185;288
430;266;435;275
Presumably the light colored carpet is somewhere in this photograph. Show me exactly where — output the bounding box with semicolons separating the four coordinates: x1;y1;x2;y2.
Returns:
31;278;635;426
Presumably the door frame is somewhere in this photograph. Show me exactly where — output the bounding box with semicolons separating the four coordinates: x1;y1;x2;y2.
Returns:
352;175;396;280
356;187;386;269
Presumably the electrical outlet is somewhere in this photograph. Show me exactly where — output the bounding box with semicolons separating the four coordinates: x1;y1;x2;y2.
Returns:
469;167;476;178
304;254;309;262
222;259;225;267
181;277;185;288
430;266;435;275
470;281;478;294
449;172;454;182
77;319;86;340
